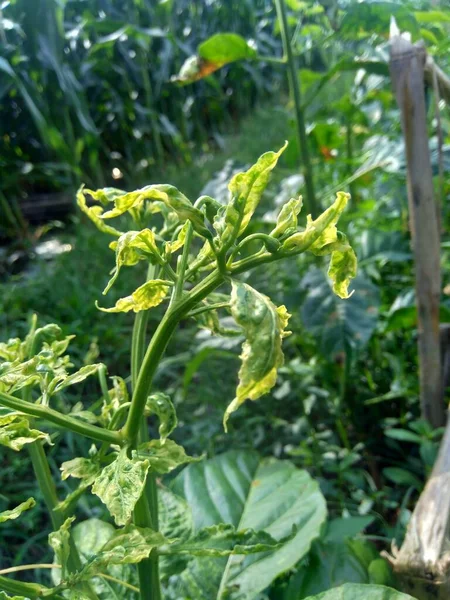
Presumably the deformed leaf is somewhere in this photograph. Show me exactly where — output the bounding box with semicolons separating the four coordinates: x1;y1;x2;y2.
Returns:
161;523;285;557
92;448;150;526
49;517;75;580
0;497;35;523
214;143;287;248
328;243;358;299
136;439;201;474
76;186;123;237
271;196;303;239
105;229;160;294
224;282;290;430
53;364;103;392
282;191;350;252
165;221;190;255
60;457;101;484
79;524;167;581
0;593;30;600
145;392;178;443
0;414;51;451
101;376;129;427
96;279;170;314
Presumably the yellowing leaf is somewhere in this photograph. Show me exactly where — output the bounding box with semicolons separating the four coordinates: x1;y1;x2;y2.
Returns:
92;448;150;526
104;229;160;294
60;457;101;484
282;191;350;252
224;282;290;430
76;187;123;237
271;197;303;239
49;517;75;579
135;439;201;474
328;244;358;299
97;279;170;314
0;497;35;523
215;144;287;248
0;414;51;451
165;221;190;255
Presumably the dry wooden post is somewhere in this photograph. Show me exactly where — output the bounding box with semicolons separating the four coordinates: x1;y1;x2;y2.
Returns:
390;36;444;429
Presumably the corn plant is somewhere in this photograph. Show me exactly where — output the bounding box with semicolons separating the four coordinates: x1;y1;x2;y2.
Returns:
0;144;358;599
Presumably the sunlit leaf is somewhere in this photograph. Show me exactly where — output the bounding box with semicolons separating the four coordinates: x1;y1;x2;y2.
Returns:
224;282;290;430
76;187;123;237
96;279;170;314
92;448;150;526
215;143;287;249
105;229;160;294
136;439;201;474
328;243;358;299
0;497;35;523
165;221;190;255
145;392;178;443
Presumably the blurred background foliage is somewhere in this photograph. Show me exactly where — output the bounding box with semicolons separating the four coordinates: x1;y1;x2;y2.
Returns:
1;0;450;596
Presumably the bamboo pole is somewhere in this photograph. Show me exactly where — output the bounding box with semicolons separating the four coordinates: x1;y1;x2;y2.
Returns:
390;35;444;429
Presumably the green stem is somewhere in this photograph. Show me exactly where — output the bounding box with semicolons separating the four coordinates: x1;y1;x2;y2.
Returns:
0;574;57;599
186;301;230;318
274;0;318;217
0;390;122;445
173;221;193;303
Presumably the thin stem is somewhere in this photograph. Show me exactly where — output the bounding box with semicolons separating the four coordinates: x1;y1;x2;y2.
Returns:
123;269;223;445
0;564;59;576
0;390;122;445
173;221;194;303
98;365;109;406
274;0;318;217
186;301;230;318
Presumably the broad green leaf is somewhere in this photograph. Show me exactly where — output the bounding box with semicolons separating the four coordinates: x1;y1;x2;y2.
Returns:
172;33;257;84
0;414;51;451
271;197;303;239
60;457;101;484
282;192;350;253
159;488;193;540
0;497;35;523
53;364;103;392
92;448;150;526
162;523;284;557
340;2;419;37
301;269;380;358
76;187;123;237
224;282;290;430
284;538;393;600
100;184;210;238
49;517;75;580
145;392;178;443
96;279;170;314
105;229;160;294
303;583;415;600
170;450;326;600
136;439;201;474
382;467;422;490
214;144;287;248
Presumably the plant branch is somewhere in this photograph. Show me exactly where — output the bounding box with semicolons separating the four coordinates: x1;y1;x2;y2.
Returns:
0;390;122;445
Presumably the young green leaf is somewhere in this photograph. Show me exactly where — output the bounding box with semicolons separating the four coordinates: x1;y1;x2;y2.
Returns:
270;196;303;239
214;143;287;249
76;186;123;237
172;33;257;84
105;229;160;294
165;221;190;255
224;282;290;430
145;392;178;443
92;448;150;526
96;279;171;314
101;376;129;427
0;414;51;451
0;497;35;523
53;364;103;393
135;439;201;474
49;517;75;580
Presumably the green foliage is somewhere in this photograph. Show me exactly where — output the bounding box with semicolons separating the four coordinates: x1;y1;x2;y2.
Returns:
0;498;35;524
302;584;416;600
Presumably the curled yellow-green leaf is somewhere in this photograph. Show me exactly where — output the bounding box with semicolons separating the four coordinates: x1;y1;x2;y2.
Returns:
76;186;123;237
96;279;171;314
224;281;291;431
271;196;303;239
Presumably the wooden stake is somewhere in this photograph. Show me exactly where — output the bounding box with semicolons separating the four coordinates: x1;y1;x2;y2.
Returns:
390;36;444;428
